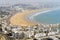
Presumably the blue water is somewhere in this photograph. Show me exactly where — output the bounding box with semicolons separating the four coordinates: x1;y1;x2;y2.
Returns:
33;9;60;24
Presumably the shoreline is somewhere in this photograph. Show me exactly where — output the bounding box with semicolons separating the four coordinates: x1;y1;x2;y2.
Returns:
9;8;60;27
26;9;52;25
9;10;41;27
27;8;60;25
30;8;60;20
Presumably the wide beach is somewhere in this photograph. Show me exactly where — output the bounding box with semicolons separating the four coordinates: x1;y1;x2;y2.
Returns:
9;9;48;27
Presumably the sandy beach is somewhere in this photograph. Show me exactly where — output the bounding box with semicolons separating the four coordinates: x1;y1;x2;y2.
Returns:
10;9;48;27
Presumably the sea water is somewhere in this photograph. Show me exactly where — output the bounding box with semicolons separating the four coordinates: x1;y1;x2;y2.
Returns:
33;9;60;24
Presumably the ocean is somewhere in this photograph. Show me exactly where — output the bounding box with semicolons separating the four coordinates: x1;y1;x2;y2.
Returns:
32;9;60;24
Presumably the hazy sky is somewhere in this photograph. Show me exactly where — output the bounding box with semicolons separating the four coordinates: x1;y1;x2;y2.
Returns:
0;0;60;6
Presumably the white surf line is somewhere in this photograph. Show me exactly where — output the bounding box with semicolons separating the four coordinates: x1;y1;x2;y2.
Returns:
30;10;51;19
29;8;60;20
